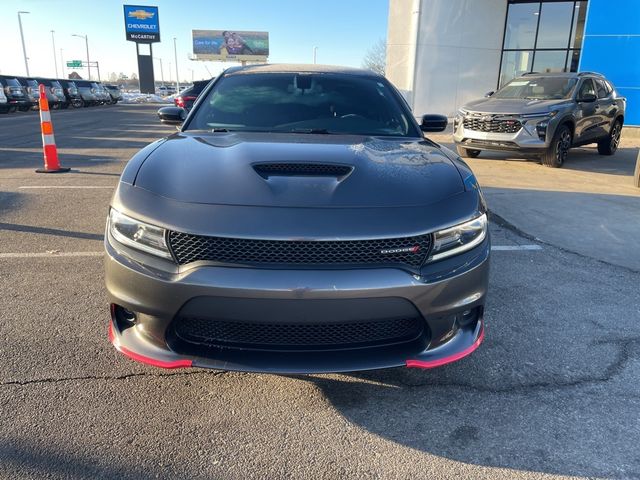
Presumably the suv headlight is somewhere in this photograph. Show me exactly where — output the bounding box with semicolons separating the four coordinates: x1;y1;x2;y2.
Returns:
108;209;172;259
429;213;487;261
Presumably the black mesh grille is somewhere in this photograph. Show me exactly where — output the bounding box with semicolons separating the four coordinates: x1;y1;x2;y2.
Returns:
253;163;352;177
463;115;522;133
168;231;433;269
171;315;424;350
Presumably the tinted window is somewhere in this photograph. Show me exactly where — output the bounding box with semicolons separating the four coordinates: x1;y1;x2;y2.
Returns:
494;76;577;100
577;79;596;98
5;78;21;87
187;73;418;137
595;79;610;98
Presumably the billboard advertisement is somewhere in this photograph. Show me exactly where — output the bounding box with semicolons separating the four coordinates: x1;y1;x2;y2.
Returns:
192;30;269;62
124;5;160;43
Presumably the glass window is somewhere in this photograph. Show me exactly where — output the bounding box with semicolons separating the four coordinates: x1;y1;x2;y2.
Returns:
532;50;568;73
595;79;610;98
503;2;539;50
570;1;588;49
494;77;578;100
499;50;534;87
577;79;596;98
567;50;580;71
536;2;574;48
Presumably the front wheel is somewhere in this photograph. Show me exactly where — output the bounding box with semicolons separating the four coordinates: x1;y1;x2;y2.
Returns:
541;125;572;168
597;120;622;155
456;146;481;158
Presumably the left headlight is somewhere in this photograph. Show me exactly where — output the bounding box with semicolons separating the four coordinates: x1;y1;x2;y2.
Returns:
429;213;488;261
107;208;173;259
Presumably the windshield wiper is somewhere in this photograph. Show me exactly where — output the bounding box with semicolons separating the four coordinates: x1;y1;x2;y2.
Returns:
289;128;333;134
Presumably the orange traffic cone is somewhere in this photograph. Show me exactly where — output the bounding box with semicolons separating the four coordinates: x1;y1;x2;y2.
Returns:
36;83;69;173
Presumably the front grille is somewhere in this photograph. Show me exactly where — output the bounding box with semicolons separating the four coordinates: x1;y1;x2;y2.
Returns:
253;163;352;178
168;231;433;269
171;315;424;350
463;115;522;134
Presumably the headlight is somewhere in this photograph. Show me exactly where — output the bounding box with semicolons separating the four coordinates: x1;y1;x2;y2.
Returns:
108;209;172;259
429;213;487;261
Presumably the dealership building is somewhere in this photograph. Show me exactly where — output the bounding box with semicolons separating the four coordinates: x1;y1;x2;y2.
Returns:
386;0;639;125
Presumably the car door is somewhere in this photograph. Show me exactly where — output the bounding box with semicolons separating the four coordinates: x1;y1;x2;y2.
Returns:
594;78;617;138
574;78;598;142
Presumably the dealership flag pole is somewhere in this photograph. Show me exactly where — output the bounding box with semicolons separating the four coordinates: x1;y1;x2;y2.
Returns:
35;84;70;174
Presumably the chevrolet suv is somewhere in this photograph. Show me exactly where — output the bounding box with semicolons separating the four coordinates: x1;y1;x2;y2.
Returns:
453;72;626;167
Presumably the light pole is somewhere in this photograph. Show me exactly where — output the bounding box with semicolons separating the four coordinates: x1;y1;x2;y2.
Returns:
51;30;58;78
72;34;90;80
168;62;172;82
153;57;164;84
60;48;65;78
188;68;194;82
17;11;30;76
313;46;318;64
173;37;179;93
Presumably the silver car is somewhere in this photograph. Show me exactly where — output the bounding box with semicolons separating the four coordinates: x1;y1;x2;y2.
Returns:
105;65;490;373
453;72;626;167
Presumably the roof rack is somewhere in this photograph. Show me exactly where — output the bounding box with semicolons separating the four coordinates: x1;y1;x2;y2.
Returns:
577;71;604;77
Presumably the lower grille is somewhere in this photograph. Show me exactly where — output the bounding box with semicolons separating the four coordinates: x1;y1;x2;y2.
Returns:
171;316;424;351
168;231;433;270
463;115;522;134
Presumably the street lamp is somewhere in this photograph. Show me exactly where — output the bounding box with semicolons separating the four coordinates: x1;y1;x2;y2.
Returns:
313;46;318;64
17;11;30;76
60;48;65;78
71;34;90;80
153;57;164;84
173;37;179;93
51;30;58;78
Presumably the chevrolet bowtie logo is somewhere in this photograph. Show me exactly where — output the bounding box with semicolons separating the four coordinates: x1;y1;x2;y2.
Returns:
128;9;155;20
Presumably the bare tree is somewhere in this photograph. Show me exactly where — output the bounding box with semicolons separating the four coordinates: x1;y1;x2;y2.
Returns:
362;39;386;76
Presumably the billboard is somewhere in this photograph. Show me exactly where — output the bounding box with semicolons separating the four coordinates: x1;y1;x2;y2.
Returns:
192;30;269;62
124;5;160;43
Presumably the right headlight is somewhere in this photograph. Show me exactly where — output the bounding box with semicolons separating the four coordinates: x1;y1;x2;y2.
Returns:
429;213;487;261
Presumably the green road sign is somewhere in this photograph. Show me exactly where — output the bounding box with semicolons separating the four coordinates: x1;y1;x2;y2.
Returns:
66;60;83;68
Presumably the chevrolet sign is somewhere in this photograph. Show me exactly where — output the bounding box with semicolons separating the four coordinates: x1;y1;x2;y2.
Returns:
123;5;160;43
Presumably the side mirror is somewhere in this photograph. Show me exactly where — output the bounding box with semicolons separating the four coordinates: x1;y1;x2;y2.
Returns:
420;114;448;133
578;93;597;103
484;91;495;97
158;106;186;125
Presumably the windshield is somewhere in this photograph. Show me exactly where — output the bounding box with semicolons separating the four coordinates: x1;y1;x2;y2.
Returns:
186;72;418;137
494;77;578;100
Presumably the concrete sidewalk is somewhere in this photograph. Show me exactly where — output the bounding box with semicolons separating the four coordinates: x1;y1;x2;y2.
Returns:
429;131;640;271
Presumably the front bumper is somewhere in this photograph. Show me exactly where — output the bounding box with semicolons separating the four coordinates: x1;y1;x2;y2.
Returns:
105;235;490;373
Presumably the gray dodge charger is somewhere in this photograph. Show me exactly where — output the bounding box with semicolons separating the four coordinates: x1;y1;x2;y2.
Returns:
105;64;490;373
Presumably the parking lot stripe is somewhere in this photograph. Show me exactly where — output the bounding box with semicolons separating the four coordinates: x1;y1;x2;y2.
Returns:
0;252;103;259
18;186;115;189
491;245;542;251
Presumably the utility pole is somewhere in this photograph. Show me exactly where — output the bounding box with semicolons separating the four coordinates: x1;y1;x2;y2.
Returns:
17;11;30;76
60;48;65;78
72;34;90;80
173;37;179;93
51;30;59;77
313;46;318;64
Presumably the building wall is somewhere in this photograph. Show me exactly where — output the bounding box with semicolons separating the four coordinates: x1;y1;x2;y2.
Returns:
579;0;640;126
386;0;507;117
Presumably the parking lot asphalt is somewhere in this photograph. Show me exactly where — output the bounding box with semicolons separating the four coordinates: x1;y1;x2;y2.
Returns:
1;105;639;480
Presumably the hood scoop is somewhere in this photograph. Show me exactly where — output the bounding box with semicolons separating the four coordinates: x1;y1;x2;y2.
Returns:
253;162;353;179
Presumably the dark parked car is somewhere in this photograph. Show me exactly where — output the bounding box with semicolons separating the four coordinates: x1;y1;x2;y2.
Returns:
106;65;490;373
34;78;62;109
58;80;84;108
15;77;40;109
104;85;122;104
0;84;8;113
74;80;99;106
0;75;32;112
453;72;626;167
173;80;210;110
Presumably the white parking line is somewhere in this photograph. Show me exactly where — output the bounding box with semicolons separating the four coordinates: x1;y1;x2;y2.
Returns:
19;186;115;189
0;252;103;259
0;245;541;259
491;245;542;251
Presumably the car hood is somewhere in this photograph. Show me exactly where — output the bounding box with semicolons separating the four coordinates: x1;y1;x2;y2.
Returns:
463;97;572;115
133;132;465;208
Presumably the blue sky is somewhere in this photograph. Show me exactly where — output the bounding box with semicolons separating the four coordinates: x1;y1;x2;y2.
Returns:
0;0;389;82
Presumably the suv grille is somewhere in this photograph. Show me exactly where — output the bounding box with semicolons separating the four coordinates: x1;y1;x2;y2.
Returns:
463;115;522;134
171;315;424;350
168;231;433;269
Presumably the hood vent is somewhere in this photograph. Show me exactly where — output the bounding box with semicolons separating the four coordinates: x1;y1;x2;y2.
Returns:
253;163;353;179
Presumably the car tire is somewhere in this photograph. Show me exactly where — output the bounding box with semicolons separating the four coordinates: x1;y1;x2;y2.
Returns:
456;146;481;158
541;125;572;168
18;106;30;112
597;120;622;156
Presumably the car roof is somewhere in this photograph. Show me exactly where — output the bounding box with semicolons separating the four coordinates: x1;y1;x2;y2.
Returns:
521;71;605;79
224;63;380;78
